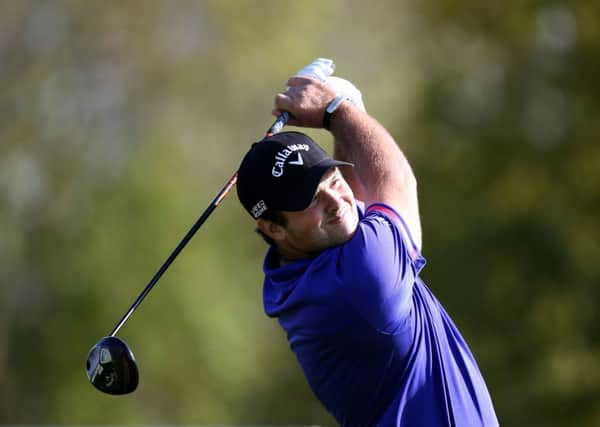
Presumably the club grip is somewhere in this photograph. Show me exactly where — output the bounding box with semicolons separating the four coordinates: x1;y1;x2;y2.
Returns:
266;111;291;136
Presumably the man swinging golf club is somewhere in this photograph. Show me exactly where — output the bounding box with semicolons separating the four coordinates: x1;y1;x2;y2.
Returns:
236;60;498;426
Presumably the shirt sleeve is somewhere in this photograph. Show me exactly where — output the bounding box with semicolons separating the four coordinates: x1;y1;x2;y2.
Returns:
338;203;426;334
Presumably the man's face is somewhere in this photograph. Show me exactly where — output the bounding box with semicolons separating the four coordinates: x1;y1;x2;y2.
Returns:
277;167;359;260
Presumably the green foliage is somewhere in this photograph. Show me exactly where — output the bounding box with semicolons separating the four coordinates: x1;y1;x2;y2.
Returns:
0;0;598;425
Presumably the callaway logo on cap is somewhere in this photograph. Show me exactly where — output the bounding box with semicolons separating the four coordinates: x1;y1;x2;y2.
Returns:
271;143;310;177
237;131;353;219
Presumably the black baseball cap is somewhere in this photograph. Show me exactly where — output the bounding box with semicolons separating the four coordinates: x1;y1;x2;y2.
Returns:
237;131;353;219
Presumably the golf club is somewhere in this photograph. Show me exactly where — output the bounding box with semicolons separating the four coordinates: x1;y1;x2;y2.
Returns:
86;112;290;395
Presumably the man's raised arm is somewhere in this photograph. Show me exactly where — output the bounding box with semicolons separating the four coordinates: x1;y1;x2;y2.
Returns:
329;101;422;249
273;76;422;249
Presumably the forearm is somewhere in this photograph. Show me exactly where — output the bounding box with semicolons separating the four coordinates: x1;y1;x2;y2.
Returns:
329;102;415;203
330;102;422;248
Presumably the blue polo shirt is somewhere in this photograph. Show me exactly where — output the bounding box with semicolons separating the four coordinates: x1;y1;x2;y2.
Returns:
263;203;498;426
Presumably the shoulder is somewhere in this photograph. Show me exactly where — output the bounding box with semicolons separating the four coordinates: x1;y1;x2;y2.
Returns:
360;203;425;269
323;203;426;333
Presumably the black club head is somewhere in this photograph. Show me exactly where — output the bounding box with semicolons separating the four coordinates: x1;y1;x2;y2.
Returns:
86;336;139;395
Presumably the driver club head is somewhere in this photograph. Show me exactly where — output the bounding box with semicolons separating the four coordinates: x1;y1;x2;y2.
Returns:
86;336;139;395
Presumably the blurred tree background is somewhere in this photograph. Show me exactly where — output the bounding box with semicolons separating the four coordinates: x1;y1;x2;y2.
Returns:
0;0;598;425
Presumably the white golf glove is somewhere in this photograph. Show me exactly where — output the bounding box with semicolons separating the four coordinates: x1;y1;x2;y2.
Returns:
327;75;366;112
296;57;335;82
296;58;366;112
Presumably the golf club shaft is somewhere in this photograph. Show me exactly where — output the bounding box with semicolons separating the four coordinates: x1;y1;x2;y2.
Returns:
109;112;290;337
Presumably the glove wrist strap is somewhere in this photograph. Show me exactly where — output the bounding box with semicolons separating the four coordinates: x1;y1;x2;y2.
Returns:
323;95;347;130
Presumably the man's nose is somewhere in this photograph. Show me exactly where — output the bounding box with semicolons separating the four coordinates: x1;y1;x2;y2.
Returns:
322;188;343;212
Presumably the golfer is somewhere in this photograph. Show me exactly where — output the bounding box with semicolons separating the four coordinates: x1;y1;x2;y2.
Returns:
236;74;498;426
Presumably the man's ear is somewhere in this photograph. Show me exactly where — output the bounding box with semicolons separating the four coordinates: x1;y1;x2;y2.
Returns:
256;218;286;242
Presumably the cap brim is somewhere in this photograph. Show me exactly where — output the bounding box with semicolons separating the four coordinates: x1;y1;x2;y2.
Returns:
275;159;354;212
